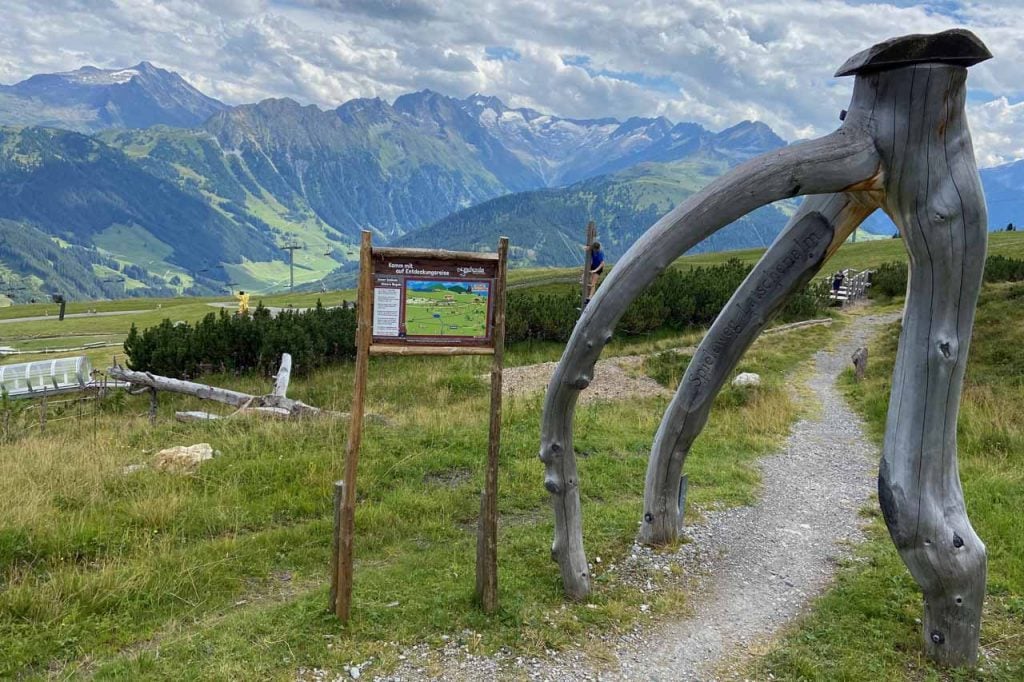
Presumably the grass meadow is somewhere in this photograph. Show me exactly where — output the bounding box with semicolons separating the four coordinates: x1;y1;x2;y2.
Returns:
0;311;836;678
1;232;1022;679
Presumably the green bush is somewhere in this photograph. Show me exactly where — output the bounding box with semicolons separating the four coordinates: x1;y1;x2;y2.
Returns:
126;260;832;378
505;291;578;341
868;261;909;299
124;302;357;379
984;254;1024;283
869;255;1024;301
503;259;828;344
781;279;832;320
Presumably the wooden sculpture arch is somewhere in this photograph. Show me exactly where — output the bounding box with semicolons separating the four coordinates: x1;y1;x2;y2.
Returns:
539;30;992;667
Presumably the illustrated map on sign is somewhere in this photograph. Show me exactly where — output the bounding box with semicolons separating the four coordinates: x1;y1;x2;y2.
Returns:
404;280;491;338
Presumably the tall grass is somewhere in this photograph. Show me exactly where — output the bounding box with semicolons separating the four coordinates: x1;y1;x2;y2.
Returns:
0;321;835;678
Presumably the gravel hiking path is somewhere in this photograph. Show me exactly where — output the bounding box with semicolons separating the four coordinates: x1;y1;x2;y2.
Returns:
362;311;898;682
0;309;147;325
591;310;901;681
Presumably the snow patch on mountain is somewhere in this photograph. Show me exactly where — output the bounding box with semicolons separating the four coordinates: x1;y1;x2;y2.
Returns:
59;66;140;85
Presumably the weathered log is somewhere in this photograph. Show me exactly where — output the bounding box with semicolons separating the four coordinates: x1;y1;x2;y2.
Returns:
108;363;332;420
236;406;293;419
640;191;875;546
175;411;222;423
110;367;253;407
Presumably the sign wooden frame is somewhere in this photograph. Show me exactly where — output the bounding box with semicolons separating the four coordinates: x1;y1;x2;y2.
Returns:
332;231;509;622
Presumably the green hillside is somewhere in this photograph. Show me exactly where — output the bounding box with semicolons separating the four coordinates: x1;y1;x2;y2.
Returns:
426;229;1024;298
393;155;794;267
0;126;287;300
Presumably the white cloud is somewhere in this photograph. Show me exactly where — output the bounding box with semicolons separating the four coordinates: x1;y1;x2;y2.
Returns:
0;0;1020;167
968;97;1024;168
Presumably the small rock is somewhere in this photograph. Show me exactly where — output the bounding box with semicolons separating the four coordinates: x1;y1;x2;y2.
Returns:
732;372;761;387
121;463;147;475
349;666;360;679
151;443;218;474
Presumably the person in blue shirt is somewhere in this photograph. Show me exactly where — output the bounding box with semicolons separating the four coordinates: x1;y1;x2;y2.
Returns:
587;241;605;302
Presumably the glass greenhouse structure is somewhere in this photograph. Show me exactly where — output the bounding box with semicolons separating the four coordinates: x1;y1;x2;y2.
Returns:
0;356;93;399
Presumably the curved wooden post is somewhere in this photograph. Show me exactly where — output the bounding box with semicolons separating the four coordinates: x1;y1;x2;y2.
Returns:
870;62;988;666
640;191;877;545
540;131;881;599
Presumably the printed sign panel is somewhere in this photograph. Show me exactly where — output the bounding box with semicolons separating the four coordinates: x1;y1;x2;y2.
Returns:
371;253;498;347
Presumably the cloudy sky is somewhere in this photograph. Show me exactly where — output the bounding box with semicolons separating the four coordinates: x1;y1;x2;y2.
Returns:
0;0;1020;166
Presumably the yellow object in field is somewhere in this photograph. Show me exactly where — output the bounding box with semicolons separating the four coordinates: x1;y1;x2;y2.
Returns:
235;291;250;315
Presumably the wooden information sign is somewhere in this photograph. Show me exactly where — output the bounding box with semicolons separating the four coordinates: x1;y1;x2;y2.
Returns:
332;232;509;622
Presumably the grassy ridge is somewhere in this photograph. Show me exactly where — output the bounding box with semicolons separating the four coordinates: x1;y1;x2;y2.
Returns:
755;284;1024;680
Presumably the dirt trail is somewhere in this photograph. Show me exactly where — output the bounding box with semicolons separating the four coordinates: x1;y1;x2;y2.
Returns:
0;309;147;325
502;353;675;404
592;310;900;680
500;317;833;405
373;311;898;681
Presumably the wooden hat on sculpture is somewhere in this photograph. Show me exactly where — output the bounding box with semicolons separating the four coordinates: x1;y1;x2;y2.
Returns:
539;29;992;667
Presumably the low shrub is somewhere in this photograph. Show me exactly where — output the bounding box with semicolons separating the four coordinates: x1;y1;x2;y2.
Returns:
869;255;1024;300
984;254;1024;283
506;259;830;344
123;302;357;379
125;260;833;378
868;261;909;299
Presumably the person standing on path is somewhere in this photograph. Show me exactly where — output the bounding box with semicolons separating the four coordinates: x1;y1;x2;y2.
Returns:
832;270;846;295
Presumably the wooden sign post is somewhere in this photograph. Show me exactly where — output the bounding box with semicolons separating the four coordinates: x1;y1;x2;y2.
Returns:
332;232;509;622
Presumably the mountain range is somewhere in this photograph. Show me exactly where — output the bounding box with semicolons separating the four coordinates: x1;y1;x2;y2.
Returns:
0;62;1020;302
0;62;225;131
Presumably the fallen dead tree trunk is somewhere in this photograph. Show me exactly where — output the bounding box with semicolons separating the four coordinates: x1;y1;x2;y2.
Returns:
108;354;338;420
108;368;253;407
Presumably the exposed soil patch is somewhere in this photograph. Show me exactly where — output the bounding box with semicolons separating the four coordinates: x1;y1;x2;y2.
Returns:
502;354;673;405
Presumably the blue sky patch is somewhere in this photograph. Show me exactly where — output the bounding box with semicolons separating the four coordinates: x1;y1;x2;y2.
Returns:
485;46;521;62
561;54;679;94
